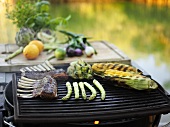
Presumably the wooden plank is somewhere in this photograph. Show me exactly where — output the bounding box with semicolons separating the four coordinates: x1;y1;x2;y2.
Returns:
0;44;11;72
0;41;131;72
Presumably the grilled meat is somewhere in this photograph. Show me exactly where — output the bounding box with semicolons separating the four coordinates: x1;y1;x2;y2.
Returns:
20;60;68;80
22;69;68;80
17;75;58;99
92;63;141;75
39;75;57;99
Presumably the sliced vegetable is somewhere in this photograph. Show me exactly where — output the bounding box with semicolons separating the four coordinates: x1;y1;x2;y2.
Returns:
78;82;87;100
73;82;79;99
62;82;72;101
93;79;106;100
84;82;97;100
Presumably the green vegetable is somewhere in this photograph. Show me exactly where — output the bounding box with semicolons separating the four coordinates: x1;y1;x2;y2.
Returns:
62;82;72;101
73;82;79;100
123;77;158;90
102;69;158;90
93;79;106;100
37;28;57;43
84;82;97;100
5;27;35;62
5;47;24;62
15;27;35;47
67;59;93;79
54;48;66;60
78;82;87;100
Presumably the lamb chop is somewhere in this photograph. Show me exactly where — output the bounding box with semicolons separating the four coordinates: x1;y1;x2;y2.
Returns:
22;69;68;81
17;76;58;99
20;60;68;80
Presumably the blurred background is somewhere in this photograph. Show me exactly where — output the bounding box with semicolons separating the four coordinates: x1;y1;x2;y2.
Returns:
0;0;170;125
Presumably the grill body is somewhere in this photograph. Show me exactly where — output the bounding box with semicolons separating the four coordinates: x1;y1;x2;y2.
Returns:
12;72;170;124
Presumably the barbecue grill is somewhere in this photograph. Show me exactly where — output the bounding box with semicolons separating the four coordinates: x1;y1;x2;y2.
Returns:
0;63;170;127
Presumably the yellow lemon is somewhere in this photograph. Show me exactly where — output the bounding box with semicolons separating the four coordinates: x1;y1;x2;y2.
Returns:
23;44;39;60
29;40;44;53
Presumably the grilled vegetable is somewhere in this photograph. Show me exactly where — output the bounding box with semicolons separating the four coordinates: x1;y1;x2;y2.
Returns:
62;82;72;101
67;59;93;79
84;82;97;100
92;63;141;76
79;82;87;100
73;82;79;99
93;79;106;100
104;69;158;90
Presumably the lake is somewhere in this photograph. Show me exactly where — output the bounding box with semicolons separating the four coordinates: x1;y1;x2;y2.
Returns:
0;1;170;91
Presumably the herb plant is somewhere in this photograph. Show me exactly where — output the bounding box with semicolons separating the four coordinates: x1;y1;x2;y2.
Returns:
5;0;70;32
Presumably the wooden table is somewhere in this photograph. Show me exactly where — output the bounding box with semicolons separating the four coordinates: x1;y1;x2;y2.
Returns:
0;41;130;72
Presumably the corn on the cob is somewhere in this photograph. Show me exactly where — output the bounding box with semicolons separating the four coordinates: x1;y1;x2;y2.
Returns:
103;69;158;90
92;63;141;75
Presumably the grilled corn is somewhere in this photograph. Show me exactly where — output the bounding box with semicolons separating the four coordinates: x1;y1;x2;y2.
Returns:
104;69;158;90
92;63;141;75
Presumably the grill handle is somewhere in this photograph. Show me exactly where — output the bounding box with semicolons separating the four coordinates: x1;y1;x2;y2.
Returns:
4;116;14;123
3;116;15;127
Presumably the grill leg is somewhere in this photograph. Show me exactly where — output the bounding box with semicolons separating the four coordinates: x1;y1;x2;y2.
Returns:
152;115;161;127
0;112;3;127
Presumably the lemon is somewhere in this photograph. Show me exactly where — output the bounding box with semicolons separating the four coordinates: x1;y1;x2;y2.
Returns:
23;44;39;60
29;40;44;54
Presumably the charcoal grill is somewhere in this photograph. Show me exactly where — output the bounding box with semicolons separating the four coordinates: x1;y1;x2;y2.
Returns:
1;63;170;127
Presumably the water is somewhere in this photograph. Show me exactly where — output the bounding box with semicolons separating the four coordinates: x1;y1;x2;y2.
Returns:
0;1;170;125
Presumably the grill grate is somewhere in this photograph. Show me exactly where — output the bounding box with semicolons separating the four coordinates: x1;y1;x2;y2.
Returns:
12;71;170;123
